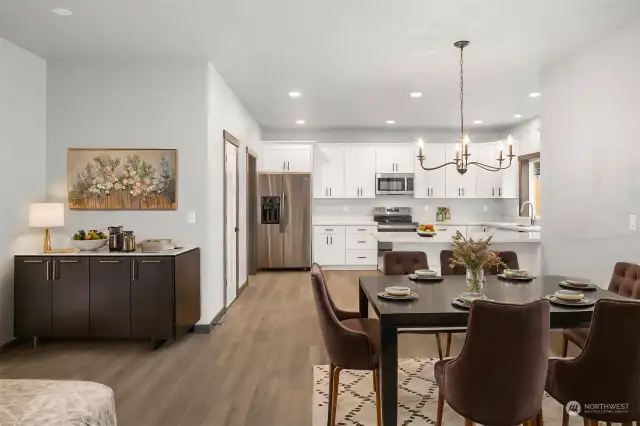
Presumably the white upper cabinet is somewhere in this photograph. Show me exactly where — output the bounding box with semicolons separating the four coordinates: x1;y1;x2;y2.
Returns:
445;144;477;198
344;146;376;198
261;146;288;172
414;144;447;198
375;144;415;173
474;143;502;198
286;145;313;172
313;145;345;198
260;143;312;172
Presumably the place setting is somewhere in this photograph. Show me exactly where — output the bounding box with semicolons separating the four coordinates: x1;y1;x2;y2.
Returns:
558;278;599;291
497;269;535;282
408;268;444;282
451;292;494;310
543;289;596;308
376;286;419;302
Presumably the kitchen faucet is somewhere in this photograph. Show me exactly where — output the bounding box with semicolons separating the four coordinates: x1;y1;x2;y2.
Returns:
520;201;536;226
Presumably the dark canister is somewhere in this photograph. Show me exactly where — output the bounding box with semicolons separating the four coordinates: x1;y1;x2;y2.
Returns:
108;226;124;251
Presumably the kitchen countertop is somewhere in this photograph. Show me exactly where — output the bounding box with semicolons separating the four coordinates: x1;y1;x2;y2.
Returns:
375;232;540;244
16;246;199;257
313;217;378;226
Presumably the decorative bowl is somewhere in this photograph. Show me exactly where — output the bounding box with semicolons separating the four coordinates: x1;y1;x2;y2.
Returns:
554;289;584;302
415;269;437;276
417;231;437;237
385;286;411;296
71;239;108;251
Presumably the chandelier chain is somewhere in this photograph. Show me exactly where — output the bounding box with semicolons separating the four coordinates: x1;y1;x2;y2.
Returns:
459;43;464;144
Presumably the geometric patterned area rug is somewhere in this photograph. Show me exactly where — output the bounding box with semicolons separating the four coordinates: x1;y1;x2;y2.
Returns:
312;358;582;426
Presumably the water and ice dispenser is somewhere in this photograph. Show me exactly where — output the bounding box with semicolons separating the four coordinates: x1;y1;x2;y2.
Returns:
260;196;281;224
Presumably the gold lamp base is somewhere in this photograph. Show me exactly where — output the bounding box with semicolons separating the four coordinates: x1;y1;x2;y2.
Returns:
43;228;52;253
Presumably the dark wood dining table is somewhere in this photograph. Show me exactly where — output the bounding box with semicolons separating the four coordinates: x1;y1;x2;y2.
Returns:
358;274;626;426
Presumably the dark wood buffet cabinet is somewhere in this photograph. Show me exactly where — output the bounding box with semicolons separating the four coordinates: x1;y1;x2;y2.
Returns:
14;248;200;346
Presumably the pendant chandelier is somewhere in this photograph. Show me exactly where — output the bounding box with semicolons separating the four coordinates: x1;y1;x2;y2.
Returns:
416;40;515;175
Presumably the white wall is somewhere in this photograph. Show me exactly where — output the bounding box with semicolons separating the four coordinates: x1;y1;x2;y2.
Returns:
541;16;640;285
506;117;540;156
0;37;47;345
205;63;261;321
262;127;505;144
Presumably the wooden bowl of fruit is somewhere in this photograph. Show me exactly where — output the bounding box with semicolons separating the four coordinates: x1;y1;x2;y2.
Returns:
71;230;108;251
417;224;438;237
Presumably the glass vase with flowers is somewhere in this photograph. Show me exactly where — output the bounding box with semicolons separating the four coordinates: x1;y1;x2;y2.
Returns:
450;231;504;297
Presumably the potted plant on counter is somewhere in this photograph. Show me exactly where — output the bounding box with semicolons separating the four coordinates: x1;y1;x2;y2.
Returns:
450;231;504;297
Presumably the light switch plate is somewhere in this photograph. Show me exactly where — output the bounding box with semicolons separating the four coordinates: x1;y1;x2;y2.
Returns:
630;215;637;231
187;211;196;224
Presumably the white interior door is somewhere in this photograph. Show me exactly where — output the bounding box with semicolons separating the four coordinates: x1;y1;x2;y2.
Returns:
225;141;238;306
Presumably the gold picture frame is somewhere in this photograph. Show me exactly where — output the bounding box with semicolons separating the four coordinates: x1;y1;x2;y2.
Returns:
67;148;177;210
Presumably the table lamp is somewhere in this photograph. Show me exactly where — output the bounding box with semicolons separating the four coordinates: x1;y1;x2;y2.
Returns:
29;203;64;252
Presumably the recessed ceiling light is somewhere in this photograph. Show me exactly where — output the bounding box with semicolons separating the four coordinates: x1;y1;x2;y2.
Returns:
51;7;73;16
529;92;541;98
474;120;483;124
288;91;302;98
296;120;306;125
385;120;396;125
410;92;423;98
514;114;523;119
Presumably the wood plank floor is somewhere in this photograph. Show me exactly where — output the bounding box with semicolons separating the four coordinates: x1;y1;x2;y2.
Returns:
0;270;569;426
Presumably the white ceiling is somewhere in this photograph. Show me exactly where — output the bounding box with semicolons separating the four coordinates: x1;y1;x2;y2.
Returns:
1;0;639;131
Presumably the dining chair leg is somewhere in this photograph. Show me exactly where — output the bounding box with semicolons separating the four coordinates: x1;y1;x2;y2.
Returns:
464;418;474;426
562;334;569;357
327;362;335;426
330;366;341;426
435;333;443;360
562;408;569;426
373;369;382;426
445;332;452;357
436;390;444;426
534;409;543;426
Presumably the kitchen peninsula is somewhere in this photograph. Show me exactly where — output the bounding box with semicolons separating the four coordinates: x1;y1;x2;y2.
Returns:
14;247;200;348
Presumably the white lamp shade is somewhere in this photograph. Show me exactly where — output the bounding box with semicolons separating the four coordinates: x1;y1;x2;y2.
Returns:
29;203;65;228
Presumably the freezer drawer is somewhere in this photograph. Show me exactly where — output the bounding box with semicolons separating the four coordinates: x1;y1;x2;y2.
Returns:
345;233;377;250
345;249;378;266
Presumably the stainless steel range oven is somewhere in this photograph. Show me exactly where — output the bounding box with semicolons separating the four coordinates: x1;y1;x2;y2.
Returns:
375;174;414;195
374;207;418;269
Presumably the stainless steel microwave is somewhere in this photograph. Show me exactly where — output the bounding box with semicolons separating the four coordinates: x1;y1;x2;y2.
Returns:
375;173;414;195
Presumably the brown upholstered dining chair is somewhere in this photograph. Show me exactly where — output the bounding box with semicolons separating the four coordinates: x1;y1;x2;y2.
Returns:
383;251;428;275
310;264;382;426
488;251;520;275
440;250;466;276
547;299;640;426
562;262;640;356
434;299;550;426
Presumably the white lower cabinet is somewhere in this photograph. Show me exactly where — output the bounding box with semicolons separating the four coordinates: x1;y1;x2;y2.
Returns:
345;249;378;266
313;231;346;266
313;225;377;268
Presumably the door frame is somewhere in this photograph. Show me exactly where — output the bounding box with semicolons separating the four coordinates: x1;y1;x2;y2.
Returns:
223;130;240;310
246;147;258;279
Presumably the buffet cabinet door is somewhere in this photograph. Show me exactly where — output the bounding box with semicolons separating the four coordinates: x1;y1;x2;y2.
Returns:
90;257;132;337
14;257;52;338
131;257;174;339
51;258;90;337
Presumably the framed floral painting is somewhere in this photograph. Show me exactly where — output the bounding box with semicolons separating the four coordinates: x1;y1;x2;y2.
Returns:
67;149;177;210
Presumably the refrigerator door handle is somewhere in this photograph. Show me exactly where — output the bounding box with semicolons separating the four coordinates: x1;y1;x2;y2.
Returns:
281;192;286;232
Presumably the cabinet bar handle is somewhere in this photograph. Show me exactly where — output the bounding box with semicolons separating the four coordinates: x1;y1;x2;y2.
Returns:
357;229;366;231
23;260;43;263
132;260;137;281
492;188;495;196
99;260;120;263
46;261;51;280
357;256;367;259
325;228;334;231
358;241;366;243
52;260;57;280
499;188;502;196
326;236;328;244
330;236;333;244
59;260;78;263
142;260;161;263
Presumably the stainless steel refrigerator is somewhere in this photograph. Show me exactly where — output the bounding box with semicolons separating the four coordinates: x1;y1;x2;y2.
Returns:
257;173;311;269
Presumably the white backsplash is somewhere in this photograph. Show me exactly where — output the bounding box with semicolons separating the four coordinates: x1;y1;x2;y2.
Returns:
313;197;520;223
